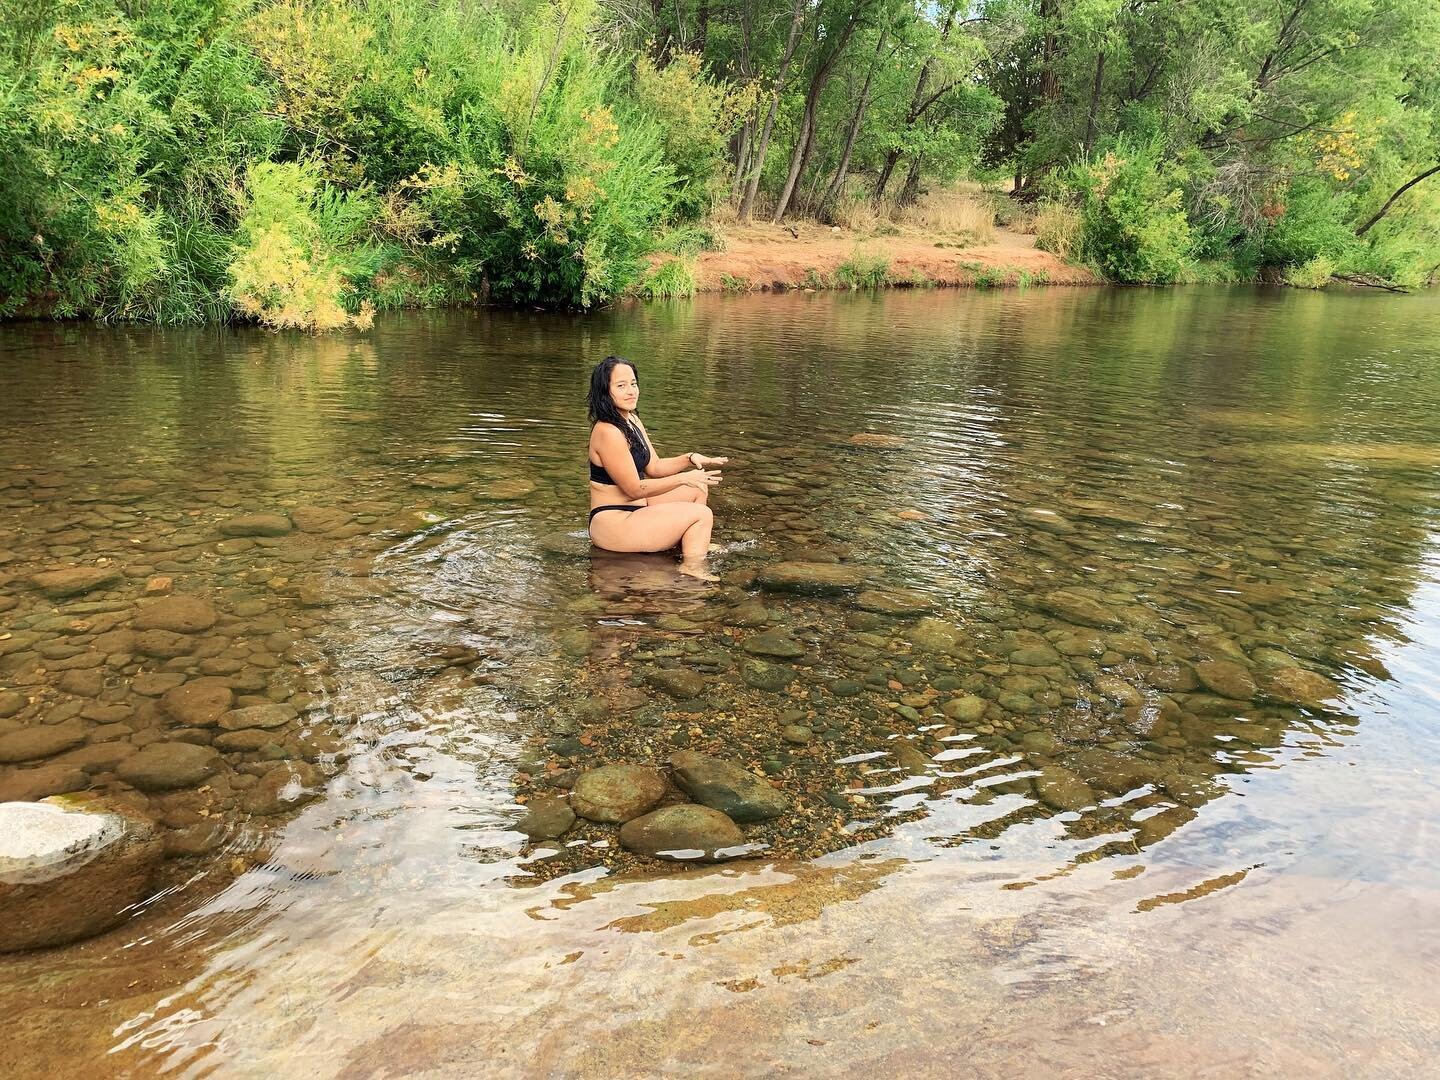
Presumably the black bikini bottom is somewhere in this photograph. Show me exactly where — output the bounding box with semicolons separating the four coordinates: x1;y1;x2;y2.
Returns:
589;503;643;523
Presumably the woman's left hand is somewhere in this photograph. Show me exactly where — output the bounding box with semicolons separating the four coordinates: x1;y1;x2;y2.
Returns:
693;454;729;468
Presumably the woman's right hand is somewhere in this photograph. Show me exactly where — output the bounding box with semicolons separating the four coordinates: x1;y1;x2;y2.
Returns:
682;468;722;490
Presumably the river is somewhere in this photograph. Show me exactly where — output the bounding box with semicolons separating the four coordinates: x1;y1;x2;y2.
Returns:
2;286;1439;1076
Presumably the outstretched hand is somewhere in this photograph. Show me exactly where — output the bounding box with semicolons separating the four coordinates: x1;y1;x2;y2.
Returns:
694;454;729;468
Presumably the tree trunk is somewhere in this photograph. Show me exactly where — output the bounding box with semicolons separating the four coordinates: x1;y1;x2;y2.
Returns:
731;120;753;201
772;12;863;224
897;156;923;208
819;31;886;219
873;149;903;204
1355;163;1440;237
1082;50;1106;156
738;0;807;221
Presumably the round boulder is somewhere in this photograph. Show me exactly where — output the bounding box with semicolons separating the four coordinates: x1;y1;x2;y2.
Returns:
0;798;162;952
619;805;746;861
241;761;324;816
570;764;667;823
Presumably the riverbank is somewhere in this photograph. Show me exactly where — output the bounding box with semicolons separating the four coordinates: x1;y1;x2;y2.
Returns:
649;218;1097;295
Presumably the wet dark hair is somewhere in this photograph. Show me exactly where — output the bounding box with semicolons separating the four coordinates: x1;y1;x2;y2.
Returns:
587;356;646;451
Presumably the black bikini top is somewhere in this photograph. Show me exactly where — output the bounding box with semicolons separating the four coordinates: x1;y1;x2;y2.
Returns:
589;419;651;486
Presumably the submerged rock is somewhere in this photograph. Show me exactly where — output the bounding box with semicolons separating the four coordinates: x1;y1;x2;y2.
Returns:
0;725;87;764
669;751;788;822
241;762;324;816
1035;590;1123;629
856;589;931;616
618;805;746;861
29;566;121;599
646;669;706;700
1260;666;1340;708
1193;660;1258;701
133;595;218;634
741;660;796;693
741;628;805;658
570;764;667;823
1033;765;1095;811
0;798;162;952
115;742;221;792
220;513;292;538
756;562;868;595
906;617;964;654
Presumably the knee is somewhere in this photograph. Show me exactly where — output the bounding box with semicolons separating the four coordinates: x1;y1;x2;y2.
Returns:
692;504;713;526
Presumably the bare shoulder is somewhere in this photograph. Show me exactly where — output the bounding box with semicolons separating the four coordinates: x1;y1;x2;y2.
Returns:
592;422;627;450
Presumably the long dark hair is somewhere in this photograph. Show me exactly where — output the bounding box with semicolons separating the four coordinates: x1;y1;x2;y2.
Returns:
587;355;646;452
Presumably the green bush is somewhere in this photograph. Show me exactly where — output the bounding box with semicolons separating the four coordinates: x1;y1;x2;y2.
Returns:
634;256;698;299
835;250;890;289
1070;140;1194;284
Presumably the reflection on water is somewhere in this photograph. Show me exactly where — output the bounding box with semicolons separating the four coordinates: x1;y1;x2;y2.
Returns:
2;287;1440;1075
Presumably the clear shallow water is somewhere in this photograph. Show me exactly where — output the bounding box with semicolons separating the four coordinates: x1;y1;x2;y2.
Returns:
2;287;1439;1075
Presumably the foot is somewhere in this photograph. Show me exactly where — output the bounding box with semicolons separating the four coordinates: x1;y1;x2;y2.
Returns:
678;560;719;583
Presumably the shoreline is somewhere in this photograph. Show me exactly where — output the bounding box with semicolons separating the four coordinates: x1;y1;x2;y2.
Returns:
651;220;1098;294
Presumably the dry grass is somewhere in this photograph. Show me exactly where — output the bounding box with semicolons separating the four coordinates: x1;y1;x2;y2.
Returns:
1033;202;1081;260
894;188;997;242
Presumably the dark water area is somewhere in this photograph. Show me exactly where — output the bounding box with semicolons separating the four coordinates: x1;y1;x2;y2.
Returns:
2;287;1439;1076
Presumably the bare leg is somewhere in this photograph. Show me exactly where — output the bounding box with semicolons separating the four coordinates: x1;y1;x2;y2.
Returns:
589;503;714;570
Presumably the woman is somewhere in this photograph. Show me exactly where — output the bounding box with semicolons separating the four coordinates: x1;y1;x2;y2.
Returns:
587;355;727;579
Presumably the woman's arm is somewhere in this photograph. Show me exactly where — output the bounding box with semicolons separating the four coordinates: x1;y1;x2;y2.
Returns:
592;424;708;500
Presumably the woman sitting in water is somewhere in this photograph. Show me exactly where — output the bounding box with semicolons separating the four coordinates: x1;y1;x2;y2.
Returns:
587;355;727;578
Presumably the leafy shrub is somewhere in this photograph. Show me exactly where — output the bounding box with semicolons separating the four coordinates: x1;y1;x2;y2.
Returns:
1259;177;1359;274
835;250;890;289
631;52;741;220
1285;255;1336;289
1069;140;1194;284
634;256;697;299
226;162;373;329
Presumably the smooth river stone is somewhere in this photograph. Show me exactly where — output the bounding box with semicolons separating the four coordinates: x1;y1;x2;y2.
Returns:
1033;765;1097;811
29;566;122;599
570;764;667;823
1260;666;1340;707
1193;660;1258;701
474;478;537;500
647;669;706;699
133;595;218;634
906;617;964;654
220;514;292;537
756;562;868;595
856;589;931;616
668;751;788;823
241;761;324;815
160;682;235;727
0;799;162;952
619;805;746;862
517;795;576;840
1035;590;1124;629
741;629;805;658
0;725;87;764
115;743;221;791
290;506;352;534
219;703;298;731
0;764;89;802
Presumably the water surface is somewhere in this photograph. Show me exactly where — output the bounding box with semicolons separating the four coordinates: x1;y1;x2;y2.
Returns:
2;287;1439;1076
